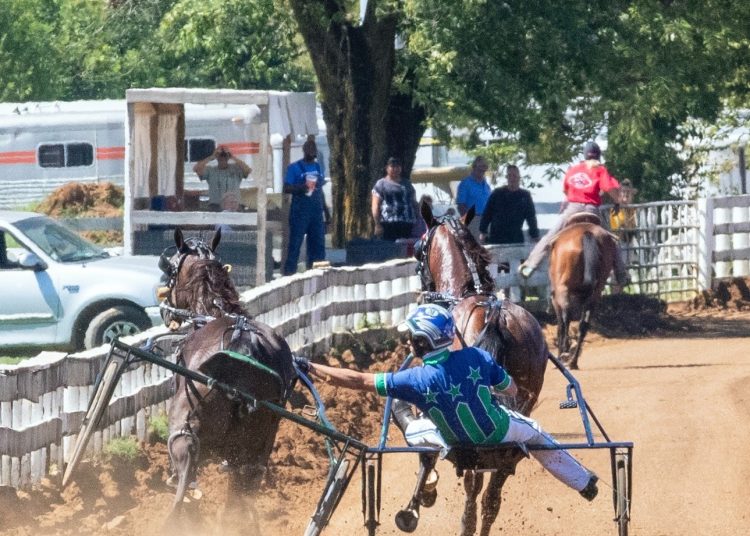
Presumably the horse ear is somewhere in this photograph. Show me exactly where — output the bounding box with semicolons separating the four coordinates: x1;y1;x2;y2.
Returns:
174;228;186;252
211;227;222;253
421;199;437;228
463;206;476;226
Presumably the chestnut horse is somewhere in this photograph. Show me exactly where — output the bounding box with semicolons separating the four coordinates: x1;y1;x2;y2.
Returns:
548;215;618;369
415;203;549;536
158;228;295;515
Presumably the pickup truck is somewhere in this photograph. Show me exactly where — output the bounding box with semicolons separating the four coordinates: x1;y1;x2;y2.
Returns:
0;211;163;351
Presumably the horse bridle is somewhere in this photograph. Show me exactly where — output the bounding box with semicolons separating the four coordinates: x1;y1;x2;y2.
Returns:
159;238;220;291
415;216;484;299
415;216;506;351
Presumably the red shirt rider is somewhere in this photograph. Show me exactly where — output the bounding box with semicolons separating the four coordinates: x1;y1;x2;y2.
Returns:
563;162;620;206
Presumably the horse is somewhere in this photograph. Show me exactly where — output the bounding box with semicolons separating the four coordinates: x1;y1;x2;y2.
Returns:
548;213;618;369
413;202;549;536
158;228;296;516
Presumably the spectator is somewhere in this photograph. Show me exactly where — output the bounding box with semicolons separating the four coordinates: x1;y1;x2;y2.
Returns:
456;156;491;238
371;157;418;241
282;138;329;276
479;165;539;245
193;145;252;212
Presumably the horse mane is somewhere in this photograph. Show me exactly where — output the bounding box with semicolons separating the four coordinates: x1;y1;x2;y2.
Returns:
443;220;495;295
181;258;247;317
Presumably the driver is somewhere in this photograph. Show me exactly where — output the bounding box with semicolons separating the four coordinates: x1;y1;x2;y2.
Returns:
296;304;599;501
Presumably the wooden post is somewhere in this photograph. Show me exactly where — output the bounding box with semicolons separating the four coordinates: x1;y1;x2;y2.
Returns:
279;135;292;273
697;197;714;291
256;108;270;286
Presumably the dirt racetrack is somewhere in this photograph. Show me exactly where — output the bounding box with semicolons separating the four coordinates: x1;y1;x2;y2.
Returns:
2;305;749;536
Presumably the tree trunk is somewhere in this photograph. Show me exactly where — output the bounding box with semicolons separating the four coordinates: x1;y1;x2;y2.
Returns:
289;1;398;247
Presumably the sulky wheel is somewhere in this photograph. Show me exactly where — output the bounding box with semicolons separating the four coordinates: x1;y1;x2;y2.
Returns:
395;508;419;533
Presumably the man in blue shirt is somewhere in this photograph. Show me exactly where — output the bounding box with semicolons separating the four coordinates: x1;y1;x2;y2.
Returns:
456;156;492;238
300;304;599;501
283;139;331;275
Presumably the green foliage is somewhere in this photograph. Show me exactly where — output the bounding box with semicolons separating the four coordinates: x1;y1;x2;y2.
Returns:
0;0;313;101
147;412;170;443
103;436;140;462
0;0;67;100
397;0;750;201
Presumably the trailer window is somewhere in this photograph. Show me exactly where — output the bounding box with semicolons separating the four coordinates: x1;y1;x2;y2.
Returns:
185;138;216;162
67;143;94;167
38;142;94;168
38;144;65;168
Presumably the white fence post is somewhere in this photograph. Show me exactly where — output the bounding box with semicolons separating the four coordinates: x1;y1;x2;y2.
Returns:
713;200;732;279
732;204;750;277
697;197;714;291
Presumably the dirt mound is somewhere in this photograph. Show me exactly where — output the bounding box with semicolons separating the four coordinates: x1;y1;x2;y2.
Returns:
34;182;124;245
590;293;686;336
688;277;750;311
36;182;124;218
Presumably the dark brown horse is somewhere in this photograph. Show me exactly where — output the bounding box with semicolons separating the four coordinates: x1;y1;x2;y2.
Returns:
416;203;549;536
548;215;618;369
158;228;295;515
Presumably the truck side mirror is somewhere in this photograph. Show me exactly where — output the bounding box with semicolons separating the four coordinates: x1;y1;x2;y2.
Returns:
17;251;47;271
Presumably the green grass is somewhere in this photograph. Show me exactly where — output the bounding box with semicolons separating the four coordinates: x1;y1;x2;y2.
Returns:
103;436;140;462
0;356;27;365
147;412;170;443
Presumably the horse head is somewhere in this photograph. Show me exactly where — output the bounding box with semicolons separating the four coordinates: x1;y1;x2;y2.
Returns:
158;228;242;327
417;200;493;298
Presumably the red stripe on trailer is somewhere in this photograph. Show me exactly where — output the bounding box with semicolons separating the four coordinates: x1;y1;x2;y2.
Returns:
0;150;36;164
96;146;125;160
223;142;261;155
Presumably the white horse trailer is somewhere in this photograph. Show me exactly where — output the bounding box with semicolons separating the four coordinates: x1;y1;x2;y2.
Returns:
0;98;323;210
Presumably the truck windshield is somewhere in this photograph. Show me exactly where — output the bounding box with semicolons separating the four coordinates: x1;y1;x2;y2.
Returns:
15;216;109;263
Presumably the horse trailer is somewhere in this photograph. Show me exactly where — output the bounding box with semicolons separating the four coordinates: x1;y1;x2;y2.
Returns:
0;99;326;210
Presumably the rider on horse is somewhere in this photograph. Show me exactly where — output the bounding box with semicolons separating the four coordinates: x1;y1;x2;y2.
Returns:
297;304;599;501
519;141;630;289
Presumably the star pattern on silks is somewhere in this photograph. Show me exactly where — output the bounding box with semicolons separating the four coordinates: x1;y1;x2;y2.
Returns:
424;388;438;404
467;366;482;385
448;383;463;401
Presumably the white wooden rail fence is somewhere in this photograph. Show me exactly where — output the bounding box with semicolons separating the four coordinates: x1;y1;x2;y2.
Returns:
3;194;750;489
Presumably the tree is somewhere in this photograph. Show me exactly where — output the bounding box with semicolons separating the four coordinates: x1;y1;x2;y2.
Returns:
0;0;67;101
289;1;750;239
287;1;403;244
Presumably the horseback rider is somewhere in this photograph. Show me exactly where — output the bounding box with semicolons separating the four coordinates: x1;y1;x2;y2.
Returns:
519;141;630;289
296;304;599;501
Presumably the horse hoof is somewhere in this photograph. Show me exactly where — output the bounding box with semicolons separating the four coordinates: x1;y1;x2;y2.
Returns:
420;488;437;507
395;509;419;532
559;352;571;364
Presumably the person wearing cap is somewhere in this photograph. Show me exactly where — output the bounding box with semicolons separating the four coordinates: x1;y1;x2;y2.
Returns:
194;145;252;212
371;157;419;241
518;141;630;289
294;304;599;502
283;138;331;276
456;156;492;238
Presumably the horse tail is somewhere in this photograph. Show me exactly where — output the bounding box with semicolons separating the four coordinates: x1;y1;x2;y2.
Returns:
581;230;600;292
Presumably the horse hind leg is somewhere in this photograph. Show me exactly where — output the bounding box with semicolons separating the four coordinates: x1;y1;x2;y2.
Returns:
478;471;511;536
461;470;484;536
569;309;591;370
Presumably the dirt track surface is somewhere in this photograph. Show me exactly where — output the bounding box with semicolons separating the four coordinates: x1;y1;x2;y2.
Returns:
2;308;749;536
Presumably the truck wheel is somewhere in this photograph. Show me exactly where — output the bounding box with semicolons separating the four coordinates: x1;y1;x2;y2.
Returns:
84;305;150;349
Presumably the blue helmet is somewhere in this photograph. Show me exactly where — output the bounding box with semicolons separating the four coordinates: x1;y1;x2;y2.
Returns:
398;304;455;349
